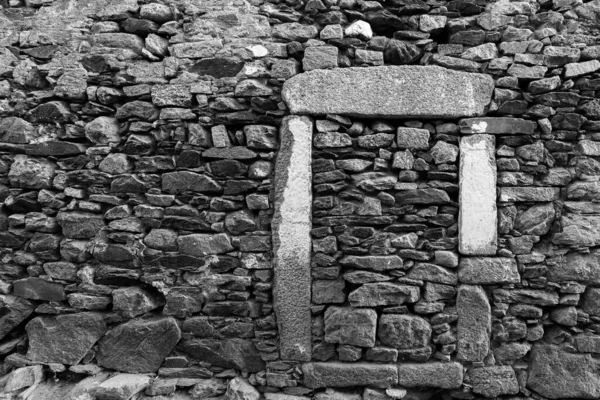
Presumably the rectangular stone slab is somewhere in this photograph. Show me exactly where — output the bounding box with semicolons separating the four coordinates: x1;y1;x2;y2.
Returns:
459;134;497;255
302;362;398;388
397;362;463;389
459;117;536;134
282;66;494;118
272;116;313;362
498;187;560;202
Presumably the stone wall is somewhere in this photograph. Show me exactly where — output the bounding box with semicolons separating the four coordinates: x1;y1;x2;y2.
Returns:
2;0;600;399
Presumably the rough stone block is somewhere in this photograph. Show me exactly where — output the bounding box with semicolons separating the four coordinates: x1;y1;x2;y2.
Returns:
349;283;420;307
272;116;313;362
458;257;520;284
324;307;377;347
547;250;600;284
528;344;600;399
378;315;431;349
282;66;493;118
459;134;497;255
303;363;398;389
468;366;519;398
553;215;600;247
302;46;338;71
457;285;491;362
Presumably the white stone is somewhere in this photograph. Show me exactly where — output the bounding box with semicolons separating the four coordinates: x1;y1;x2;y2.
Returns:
344;20;373;40
272;116;313;362
247;45;269;58
459;134;497;255
419;15;447;33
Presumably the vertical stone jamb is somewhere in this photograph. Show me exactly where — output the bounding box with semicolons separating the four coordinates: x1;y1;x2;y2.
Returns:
458;134;497;255
456;284;491;362
272;115;313;361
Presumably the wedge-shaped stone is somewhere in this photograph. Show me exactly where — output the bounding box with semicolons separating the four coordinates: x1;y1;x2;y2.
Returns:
282;66;493;118
397;362;463;388
0;295;35;340
339;255;404;271
553;214;600;247
457;285;490;362
498;187;560;202
459;134;497;255
179;338;264;373
406;263;457;285
97;317;181;373
528;344;600;399
459;117;535;134
458;257;520;284
26;313;106;365
349;283;420;307
303;363;398;389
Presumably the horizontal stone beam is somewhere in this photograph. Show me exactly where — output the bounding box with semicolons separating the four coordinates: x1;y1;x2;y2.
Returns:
272;116;313;362
282;66;494;119
459;134;497;255
303;362;399;388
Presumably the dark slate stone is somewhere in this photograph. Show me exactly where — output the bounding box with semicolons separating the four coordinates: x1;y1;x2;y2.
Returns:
122;18;159;34
28;101;73;123
383;39;421;65
395;189;451;205
162;171;222;194
0;295;35;340
13;277;66;302
189;58;244;78
25;313;106;365
202;147;258;160
97;317;181;373
179;338;265;372
26;141;87;157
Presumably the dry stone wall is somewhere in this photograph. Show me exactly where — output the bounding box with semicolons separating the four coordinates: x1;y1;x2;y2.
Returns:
1;0;600;399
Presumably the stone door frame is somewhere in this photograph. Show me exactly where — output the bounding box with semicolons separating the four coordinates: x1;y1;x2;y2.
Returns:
271;65;499;364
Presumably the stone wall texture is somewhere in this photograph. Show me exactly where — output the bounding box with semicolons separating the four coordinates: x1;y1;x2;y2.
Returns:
1;0;600;399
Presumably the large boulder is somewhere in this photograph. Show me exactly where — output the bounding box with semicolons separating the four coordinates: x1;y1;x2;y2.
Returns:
282;66;493;118
97;317;181;373
528;344;600;399
26;313;107;365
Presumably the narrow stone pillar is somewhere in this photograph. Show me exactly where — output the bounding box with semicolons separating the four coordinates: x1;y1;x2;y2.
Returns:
272;115;313;361
456;284;491;362
458;134;497;255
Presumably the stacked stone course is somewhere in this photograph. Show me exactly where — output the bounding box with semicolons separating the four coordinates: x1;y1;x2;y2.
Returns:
1;0;600;399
